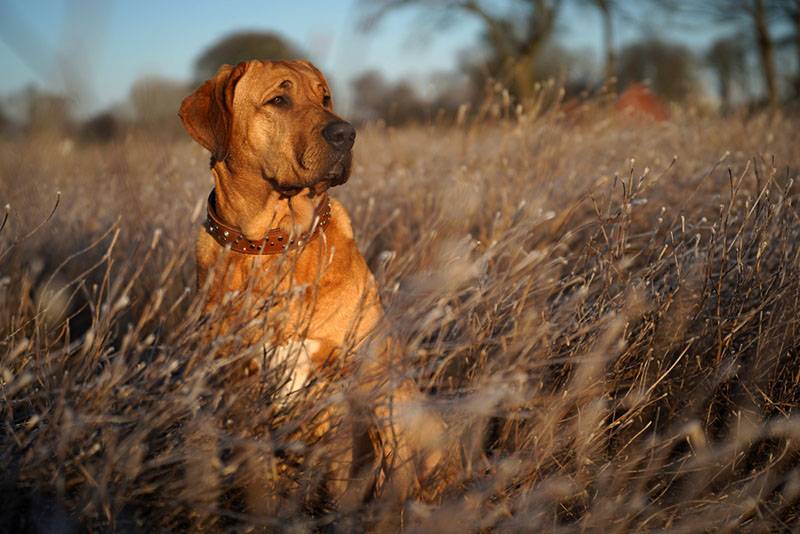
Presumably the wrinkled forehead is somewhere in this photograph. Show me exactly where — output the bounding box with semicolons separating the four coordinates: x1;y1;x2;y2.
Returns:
239;60;330;97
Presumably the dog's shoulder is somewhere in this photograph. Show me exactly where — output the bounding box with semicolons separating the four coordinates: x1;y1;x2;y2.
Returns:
195;226;218;265
328;197;354;240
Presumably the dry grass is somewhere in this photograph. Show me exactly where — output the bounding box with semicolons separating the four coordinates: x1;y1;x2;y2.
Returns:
2;97;800;531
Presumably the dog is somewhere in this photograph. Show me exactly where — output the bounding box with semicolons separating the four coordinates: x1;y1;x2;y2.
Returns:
179;60;443;509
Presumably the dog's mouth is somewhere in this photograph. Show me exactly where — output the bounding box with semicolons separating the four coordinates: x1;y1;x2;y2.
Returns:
270;156;350;199
323;157;348;184
270;182;307;198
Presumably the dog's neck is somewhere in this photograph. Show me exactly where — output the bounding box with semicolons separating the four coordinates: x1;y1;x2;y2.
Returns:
211;161;321;241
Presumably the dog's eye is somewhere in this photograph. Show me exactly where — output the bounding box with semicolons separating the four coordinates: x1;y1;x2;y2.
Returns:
322;94;331;107
264;95;288;107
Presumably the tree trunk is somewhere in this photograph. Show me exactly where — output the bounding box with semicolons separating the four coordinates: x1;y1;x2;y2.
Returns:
753;0;779;107
718;70;731;111
511;53;538;102
794;2;800;98
598;1;616;81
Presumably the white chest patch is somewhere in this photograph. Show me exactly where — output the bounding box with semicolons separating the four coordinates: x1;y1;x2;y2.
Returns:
265;339;320;398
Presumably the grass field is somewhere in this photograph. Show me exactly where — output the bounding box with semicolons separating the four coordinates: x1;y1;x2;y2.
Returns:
2;98;800;531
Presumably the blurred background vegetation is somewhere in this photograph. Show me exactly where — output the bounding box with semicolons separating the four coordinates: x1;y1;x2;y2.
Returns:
0;0;798;135
3;3;800;530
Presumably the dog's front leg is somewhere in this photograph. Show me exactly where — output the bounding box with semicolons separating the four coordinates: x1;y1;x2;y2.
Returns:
259;339;318;397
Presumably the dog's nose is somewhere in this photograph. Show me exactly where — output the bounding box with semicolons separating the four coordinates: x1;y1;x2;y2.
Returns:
322;121;356;151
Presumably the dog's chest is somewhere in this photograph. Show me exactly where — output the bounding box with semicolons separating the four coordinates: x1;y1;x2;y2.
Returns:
197;227;371;338
264;338;319;396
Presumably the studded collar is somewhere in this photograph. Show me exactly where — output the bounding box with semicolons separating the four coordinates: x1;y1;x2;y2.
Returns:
204;189;332;255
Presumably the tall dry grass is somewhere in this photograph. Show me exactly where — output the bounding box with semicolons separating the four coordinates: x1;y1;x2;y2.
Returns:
2;97;800;531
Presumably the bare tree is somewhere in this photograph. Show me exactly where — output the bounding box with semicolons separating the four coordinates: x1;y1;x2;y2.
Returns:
350;70;429;124
21;85;71;136
129;76;188;134
193;31;303;83
778;0;800;97
751;0;781;106
706;35;750;109
617;39;699;102
361;0;563;101
658;0;783;107
574;0;623;81
594;0;616;80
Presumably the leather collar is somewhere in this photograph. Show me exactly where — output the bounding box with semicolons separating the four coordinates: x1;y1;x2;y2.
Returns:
204;189;331;255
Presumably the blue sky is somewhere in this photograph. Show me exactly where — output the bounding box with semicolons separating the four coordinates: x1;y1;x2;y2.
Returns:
0;0;730;115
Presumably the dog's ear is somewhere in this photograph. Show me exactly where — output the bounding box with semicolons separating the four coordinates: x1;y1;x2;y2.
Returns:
179;62;249;161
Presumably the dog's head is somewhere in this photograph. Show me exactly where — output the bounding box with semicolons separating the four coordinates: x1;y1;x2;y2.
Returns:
179;60;354;196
